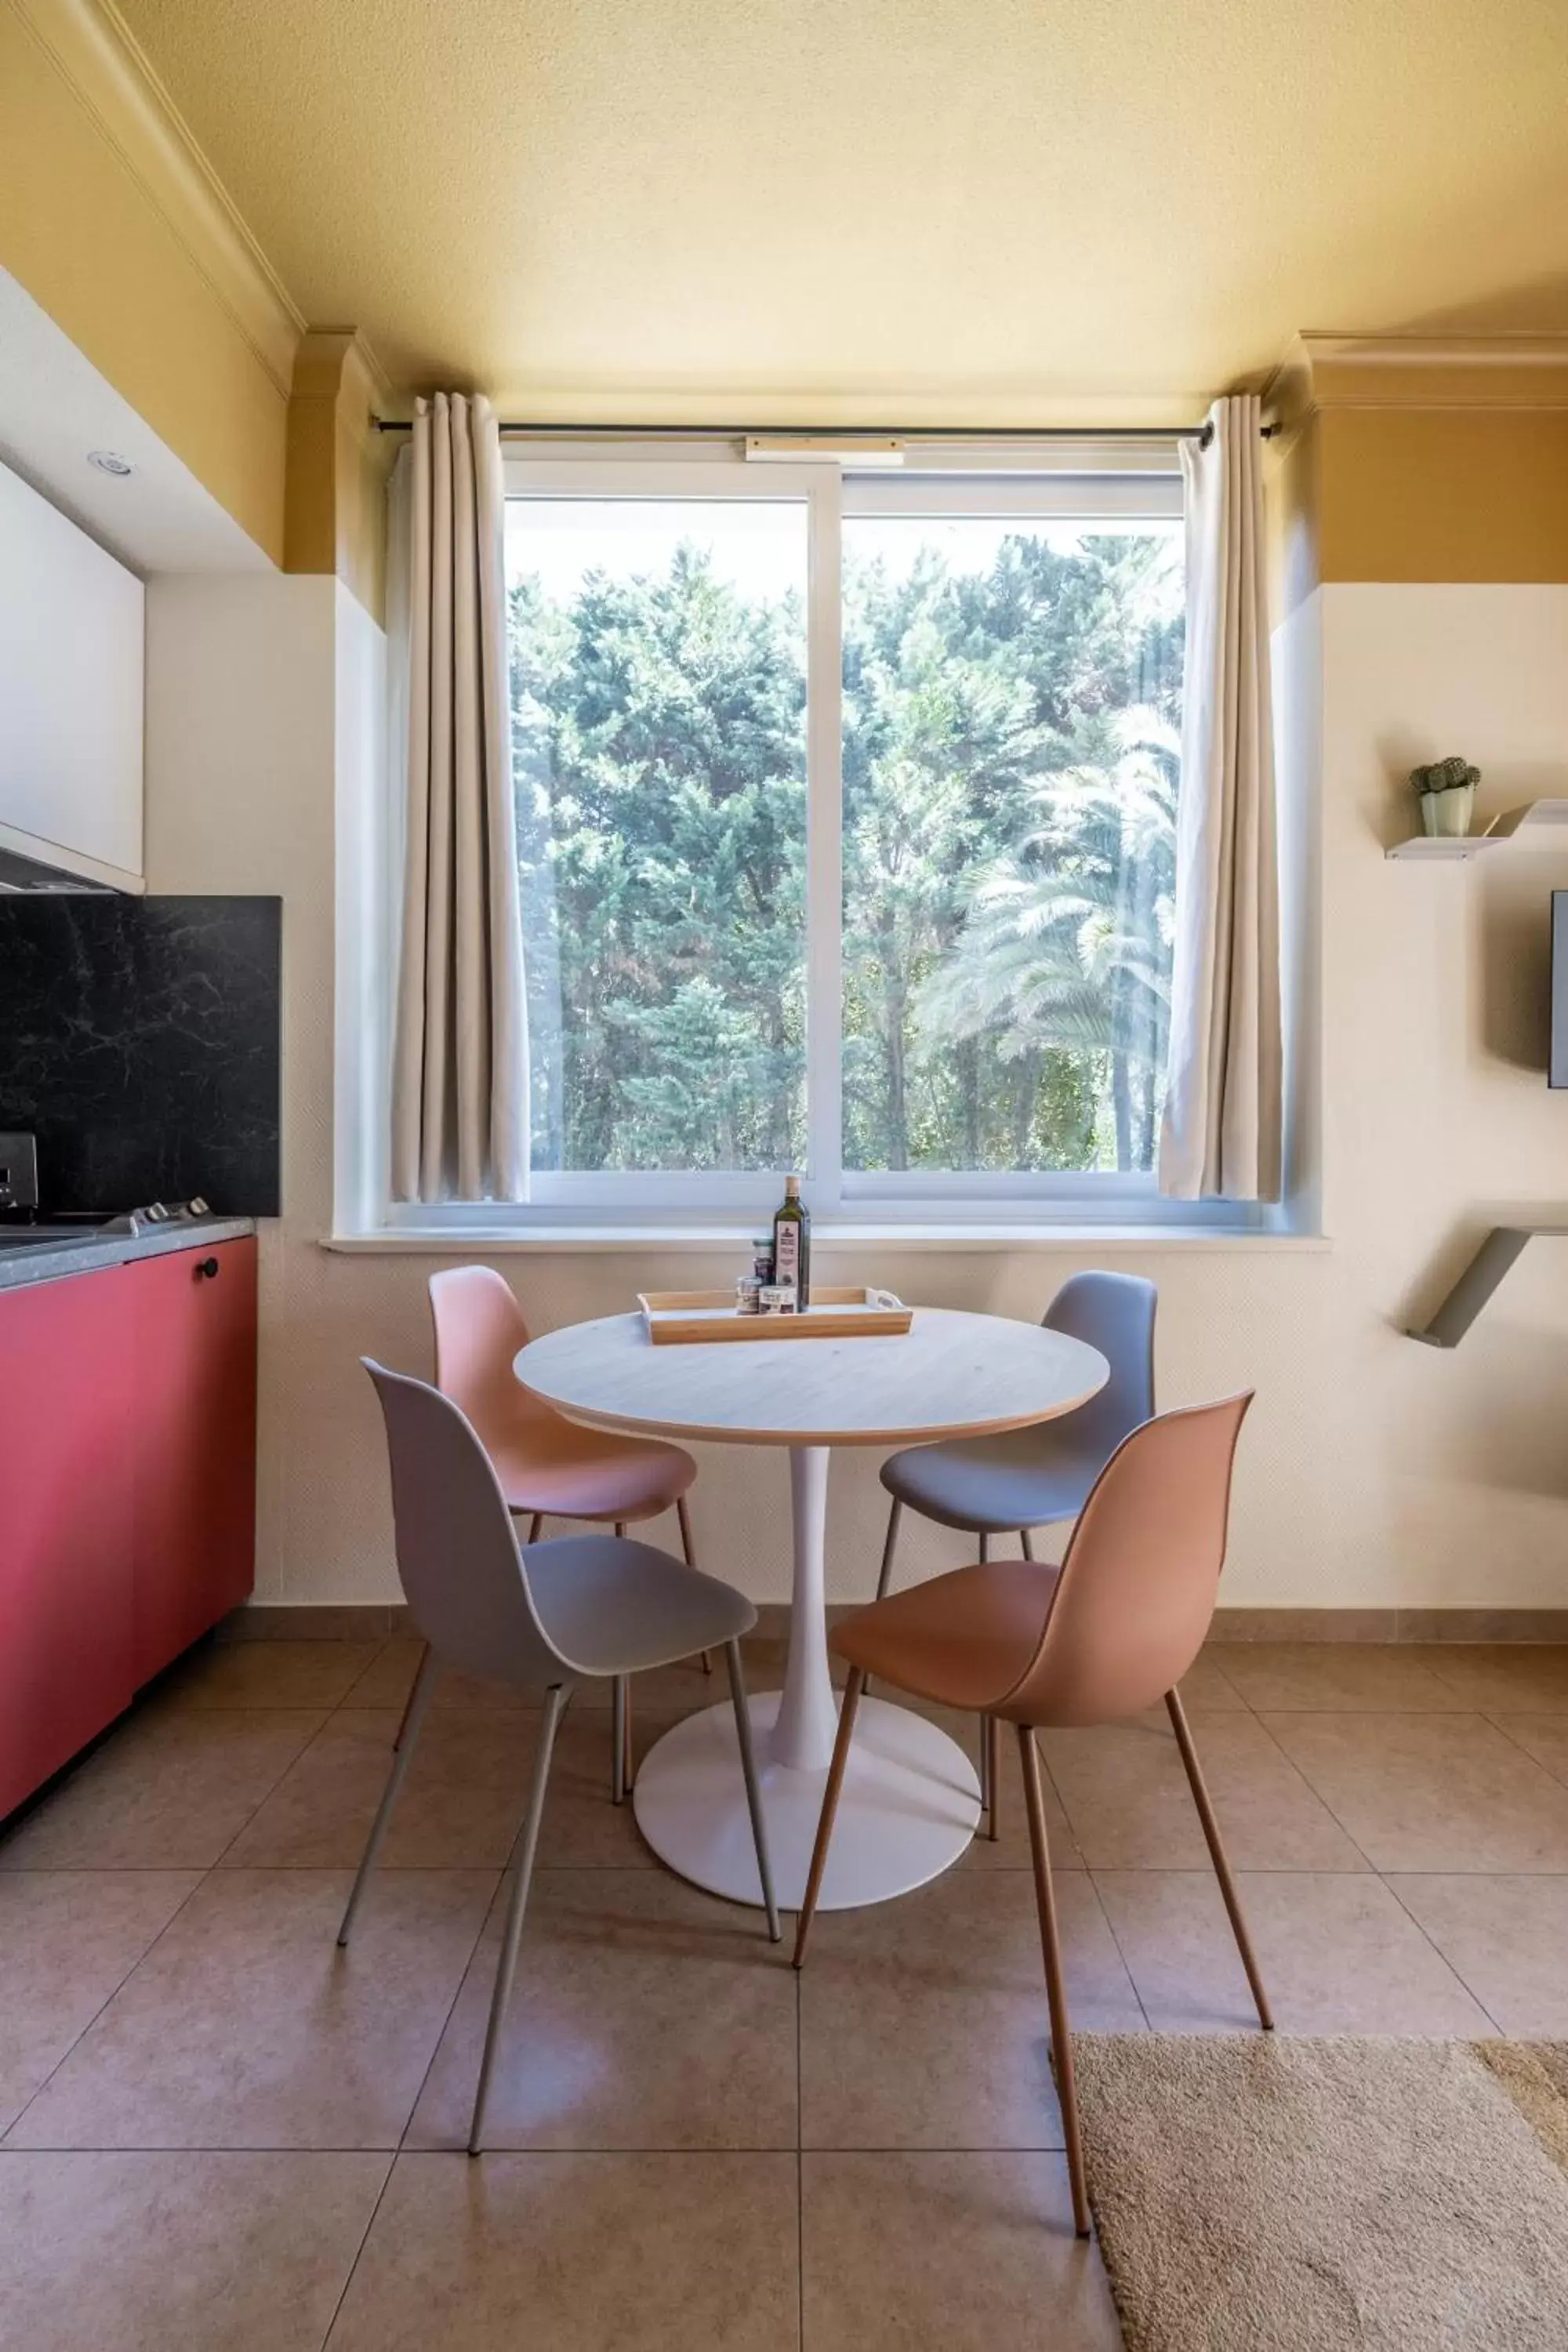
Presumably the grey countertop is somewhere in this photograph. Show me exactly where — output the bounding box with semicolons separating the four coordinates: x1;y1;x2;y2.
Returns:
0;1217;256;1294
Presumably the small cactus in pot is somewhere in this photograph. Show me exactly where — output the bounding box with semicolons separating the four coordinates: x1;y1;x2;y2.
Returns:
1412;754;1481;839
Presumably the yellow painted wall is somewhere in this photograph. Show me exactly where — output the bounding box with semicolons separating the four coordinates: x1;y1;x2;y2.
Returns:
1317;408;1568;586
0;0;296;563
285;332;394;623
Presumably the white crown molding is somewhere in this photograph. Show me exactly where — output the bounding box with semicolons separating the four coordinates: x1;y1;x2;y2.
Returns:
1267;330;1568;425
8;0;304;395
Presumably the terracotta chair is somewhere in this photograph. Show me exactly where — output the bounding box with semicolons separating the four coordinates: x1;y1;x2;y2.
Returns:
422;1266;707;1797
875;1271;1156;1837
793;1392;1272;2238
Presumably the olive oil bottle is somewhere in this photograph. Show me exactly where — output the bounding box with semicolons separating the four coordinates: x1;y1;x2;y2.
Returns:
771;1174;811;1309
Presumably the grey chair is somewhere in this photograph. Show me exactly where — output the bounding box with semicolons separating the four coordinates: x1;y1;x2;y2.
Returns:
342;1359;780;2155
875;1271;1156;1830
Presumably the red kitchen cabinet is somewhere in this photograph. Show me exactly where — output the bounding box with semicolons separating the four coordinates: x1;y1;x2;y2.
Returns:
129;1238;258;1686
0;1261;139;1819
0;1236;258;1820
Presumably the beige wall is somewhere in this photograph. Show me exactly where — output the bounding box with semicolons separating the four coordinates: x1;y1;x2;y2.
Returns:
140;559;1568;1614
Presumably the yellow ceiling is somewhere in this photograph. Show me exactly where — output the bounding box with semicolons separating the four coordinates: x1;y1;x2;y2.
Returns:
114;0;1568;424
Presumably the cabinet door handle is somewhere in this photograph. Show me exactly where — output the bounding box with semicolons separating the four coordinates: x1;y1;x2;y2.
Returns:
194;1257;220;1279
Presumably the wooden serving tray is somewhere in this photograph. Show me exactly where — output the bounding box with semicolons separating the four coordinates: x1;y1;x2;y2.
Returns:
637;1287;911;1345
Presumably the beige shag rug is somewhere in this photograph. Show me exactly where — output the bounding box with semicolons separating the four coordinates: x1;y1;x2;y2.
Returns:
1074;2036;1568;2351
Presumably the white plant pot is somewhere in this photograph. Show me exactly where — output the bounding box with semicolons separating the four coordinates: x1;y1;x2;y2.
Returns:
1421;784;1476;839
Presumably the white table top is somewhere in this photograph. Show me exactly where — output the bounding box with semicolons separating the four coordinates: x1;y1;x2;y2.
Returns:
516;1305;1108;1448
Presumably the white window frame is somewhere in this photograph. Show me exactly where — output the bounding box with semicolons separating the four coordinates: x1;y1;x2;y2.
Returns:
372;437;1274;1240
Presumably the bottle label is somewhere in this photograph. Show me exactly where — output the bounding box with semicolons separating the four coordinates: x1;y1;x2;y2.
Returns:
775;1221;800;1287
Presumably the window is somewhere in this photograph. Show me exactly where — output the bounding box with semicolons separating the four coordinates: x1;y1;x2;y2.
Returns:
429;444;1197;1230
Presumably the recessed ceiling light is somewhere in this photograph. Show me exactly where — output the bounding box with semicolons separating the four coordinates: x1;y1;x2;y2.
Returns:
87;449;135;477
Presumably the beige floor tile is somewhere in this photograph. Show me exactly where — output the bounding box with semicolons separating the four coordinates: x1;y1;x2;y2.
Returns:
1214;1643;1457;1713
894;1702;1080;1868
222;1711;535;1871
800;1867;1142;2151
326;2150;798;2350
405;1869;796;2151
343;1639;733;1719
160;1640;383;1711
1040;1710;1367;1872
0;1707;328;1871
1180;1649;1251;1710
1492;1714;1568;1786
1385;1874;1568;2034
0;1874;200;2132
1261;1711;1568;1872
0;2150;387;2352
1094;1869;1492;2034
802;2152;1122;2351
222;1704;666;1873
1416;1645;1568;1713
6;1868;495;2151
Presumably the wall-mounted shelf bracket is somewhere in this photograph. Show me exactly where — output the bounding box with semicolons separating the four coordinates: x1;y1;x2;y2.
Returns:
1406;1225;1568;1347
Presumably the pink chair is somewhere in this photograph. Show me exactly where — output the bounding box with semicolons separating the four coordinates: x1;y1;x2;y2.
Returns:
423;1267;707;1795
791;1392;1271;2238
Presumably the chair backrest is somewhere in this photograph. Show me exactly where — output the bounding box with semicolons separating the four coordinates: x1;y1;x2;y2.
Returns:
362;1358;567;1688
428;1265;563;1450
1042;1269;1156;1468
1003;1391;1251;1727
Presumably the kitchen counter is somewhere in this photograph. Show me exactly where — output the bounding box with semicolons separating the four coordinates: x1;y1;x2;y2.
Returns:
0;1216;256;1294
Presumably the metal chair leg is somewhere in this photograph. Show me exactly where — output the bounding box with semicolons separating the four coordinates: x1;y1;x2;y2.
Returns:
677;1496;712;1673
976;1531;991;1813
610;1522;634;1797
527;1512;543;1544
612;1676;630;1804
1019;1722;1091;2238
793;1667;864;1968
469;1683;567;2155
985;1714;1001;1842
1165;1689;1273;2031
390;1639;430;1754
339;1644;438;1944
874;1497;903;1602
1020;1527;1034;1560
724;1638;780;1941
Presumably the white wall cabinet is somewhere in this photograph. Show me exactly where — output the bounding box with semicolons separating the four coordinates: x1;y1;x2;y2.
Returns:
0;457;143;888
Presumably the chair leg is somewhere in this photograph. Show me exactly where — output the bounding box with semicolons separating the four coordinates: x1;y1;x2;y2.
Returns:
677;1496;712;1673
612;1675;630;1805
985;1715;1000;1842
1165;1689;1273;2031
527;1512;543;1544
976;1532;991;1811
1018;1722;1091;2238
610;1523;633;1797
339;1645;439;1945
1020;1526;1034;1560
469;1683;568;2156
724;1638;780;1942
390;1639;430;1754
874;1497;903;1602
793;1667;864;1969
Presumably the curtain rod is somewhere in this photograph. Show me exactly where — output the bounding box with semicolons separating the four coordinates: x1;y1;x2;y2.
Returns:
370;416;1279;449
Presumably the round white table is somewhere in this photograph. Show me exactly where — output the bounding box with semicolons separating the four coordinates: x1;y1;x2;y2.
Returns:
515;1306;1107;1911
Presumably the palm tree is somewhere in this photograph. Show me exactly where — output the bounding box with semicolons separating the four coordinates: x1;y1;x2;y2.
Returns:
914;710;1178;1171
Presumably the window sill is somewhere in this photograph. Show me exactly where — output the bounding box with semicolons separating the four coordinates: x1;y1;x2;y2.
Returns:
321;1222;1331;1256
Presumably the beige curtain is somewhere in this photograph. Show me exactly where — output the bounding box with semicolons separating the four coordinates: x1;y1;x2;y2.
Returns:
1159;394;1282;1202
390;393;528;1201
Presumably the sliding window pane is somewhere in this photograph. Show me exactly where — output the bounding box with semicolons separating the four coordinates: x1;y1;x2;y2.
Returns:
506;499;808;1174
840;517;1182;1174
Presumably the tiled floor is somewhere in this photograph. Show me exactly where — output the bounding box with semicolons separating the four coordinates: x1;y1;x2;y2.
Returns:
5;1634;1568;2348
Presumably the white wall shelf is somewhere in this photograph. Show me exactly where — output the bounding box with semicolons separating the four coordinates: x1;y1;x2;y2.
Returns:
1386;800;1568;860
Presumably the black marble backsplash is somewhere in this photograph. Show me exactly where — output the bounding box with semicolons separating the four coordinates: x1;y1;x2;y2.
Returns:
0;896;281;1214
